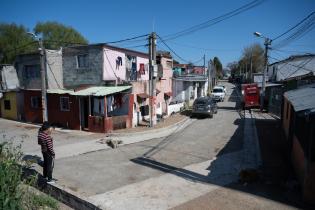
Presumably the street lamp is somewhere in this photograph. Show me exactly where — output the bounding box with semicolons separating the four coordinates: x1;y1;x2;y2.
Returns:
253;31;272;111
27;32;48;122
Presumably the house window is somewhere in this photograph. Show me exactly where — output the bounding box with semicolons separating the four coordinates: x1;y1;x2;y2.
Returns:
77;54;89;68
24;65;40;79
31;96;41;109
60;97;70;111
4;100;11;110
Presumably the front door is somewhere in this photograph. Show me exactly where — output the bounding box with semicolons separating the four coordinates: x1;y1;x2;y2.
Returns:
80;97;90;129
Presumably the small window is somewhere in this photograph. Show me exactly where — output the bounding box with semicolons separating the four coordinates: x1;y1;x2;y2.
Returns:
24;65;40;79
31;96;41;109
4;100;11;110
60;97;70;111
77;54;89;68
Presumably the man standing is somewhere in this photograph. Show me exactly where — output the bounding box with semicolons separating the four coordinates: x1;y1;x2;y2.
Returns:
38;122;55;184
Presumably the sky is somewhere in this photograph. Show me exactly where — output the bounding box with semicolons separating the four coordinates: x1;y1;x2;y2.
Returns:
1;0;315;67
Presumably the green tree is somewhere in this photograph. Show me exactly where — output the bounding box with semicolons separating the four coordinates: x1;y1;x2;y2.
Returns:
34;21;88;49
213;56;223;79
0;23;37;64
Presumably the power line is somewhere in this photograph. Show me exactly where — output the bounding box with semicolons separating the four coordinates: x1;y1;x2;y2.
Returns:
44;34;150;46
156;34;191;63
1;41;37;54
272;11;315;41
272;12;315;49
162;0;264;41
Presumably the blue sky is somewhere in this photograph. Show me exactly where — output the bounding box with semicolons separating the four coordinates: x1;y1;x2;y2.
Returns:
1;0;315;67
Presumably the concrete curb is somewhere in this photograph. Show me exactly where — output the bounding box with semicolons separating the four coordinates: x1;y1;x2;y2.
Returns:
242;110;262;169
23;167;101;210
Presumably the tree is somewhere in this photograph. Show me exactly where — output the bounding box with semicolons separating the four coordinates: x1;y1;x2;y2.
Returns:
227;61;239;76
34;21;88;49
240;43;264;74
213;56;223;79
0;23;36;64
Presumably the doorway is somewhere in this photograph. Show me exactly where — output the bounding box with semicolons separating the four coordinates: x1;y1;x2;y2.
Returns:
80;97;90;130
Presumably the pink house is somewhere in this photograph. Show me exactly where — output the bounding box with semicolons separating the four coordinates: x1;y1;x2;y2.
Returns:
102;46;173;127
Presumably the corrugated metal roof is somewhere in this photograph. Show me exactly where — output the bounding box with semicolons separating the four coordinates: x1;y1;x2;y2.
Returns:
47;89;75;94
71;86;131;96
284;86;315;112
47;86;131;96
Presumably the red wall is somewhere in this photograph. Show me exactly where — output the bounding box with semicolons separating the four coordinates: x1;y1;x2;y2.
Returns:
23;90;43;123
47;94;80;130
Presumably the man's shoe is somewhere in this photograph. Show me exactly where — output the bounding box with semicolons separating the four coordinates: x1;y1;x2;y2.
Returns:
47;179;55;184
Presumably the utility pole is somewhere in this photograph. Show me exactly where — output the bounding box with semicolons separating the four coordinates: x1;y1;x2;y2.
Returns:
39;38;48;122
250;53;253;83
260;38;271;111
28;32;48;122
207;59;212;96
148;32;157;127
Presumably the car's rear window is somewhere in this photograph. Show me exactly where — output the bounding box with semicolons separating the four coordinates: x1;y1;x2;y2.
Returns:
196;100;207;105
213;88;223;93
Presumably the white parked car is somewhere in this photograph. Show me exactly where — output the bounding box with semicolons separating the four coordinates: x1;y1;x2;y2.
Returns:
212;86;226;102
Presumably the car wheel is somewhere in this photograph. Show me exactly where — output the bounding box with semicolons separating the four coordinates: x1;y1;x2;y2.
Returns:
215;109;218;114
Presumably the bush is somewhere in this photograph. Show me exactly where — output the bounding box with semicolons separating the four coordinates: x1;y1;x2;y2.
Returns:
0;142;58;210
0;142;24;209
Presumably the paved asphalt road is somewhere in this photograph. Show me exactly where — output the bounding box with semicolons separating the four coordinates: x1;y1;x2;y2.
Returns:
52;81;244;197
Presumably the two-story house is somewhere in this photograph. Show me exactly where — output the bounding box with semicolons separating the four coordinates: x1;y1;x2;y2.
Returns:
14;49;63;123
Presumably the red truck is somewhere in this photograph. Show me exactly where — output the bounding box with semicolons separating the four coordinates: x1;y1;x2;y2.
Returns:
241;83;260;109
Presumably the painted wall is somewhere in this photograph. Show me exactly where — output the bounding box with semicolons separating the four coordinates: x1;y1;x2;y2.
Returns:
47;94;80;130
63;46;103;88
0;92;18;120
136;56;149;81
103;48;126;81
46;49;63;89
23;90;43;123
103;47;150;83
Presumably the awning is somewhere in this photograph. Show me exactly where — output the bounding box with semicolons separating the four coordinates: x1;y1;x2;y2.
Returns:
164;92;172;97
47;86;131;96
137;93;149;98
71;86;131;96
47;89;75;94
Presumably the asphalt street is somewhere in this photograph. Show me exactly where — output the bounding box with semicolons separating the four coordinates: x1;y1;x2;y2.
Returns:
51;82;243;197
